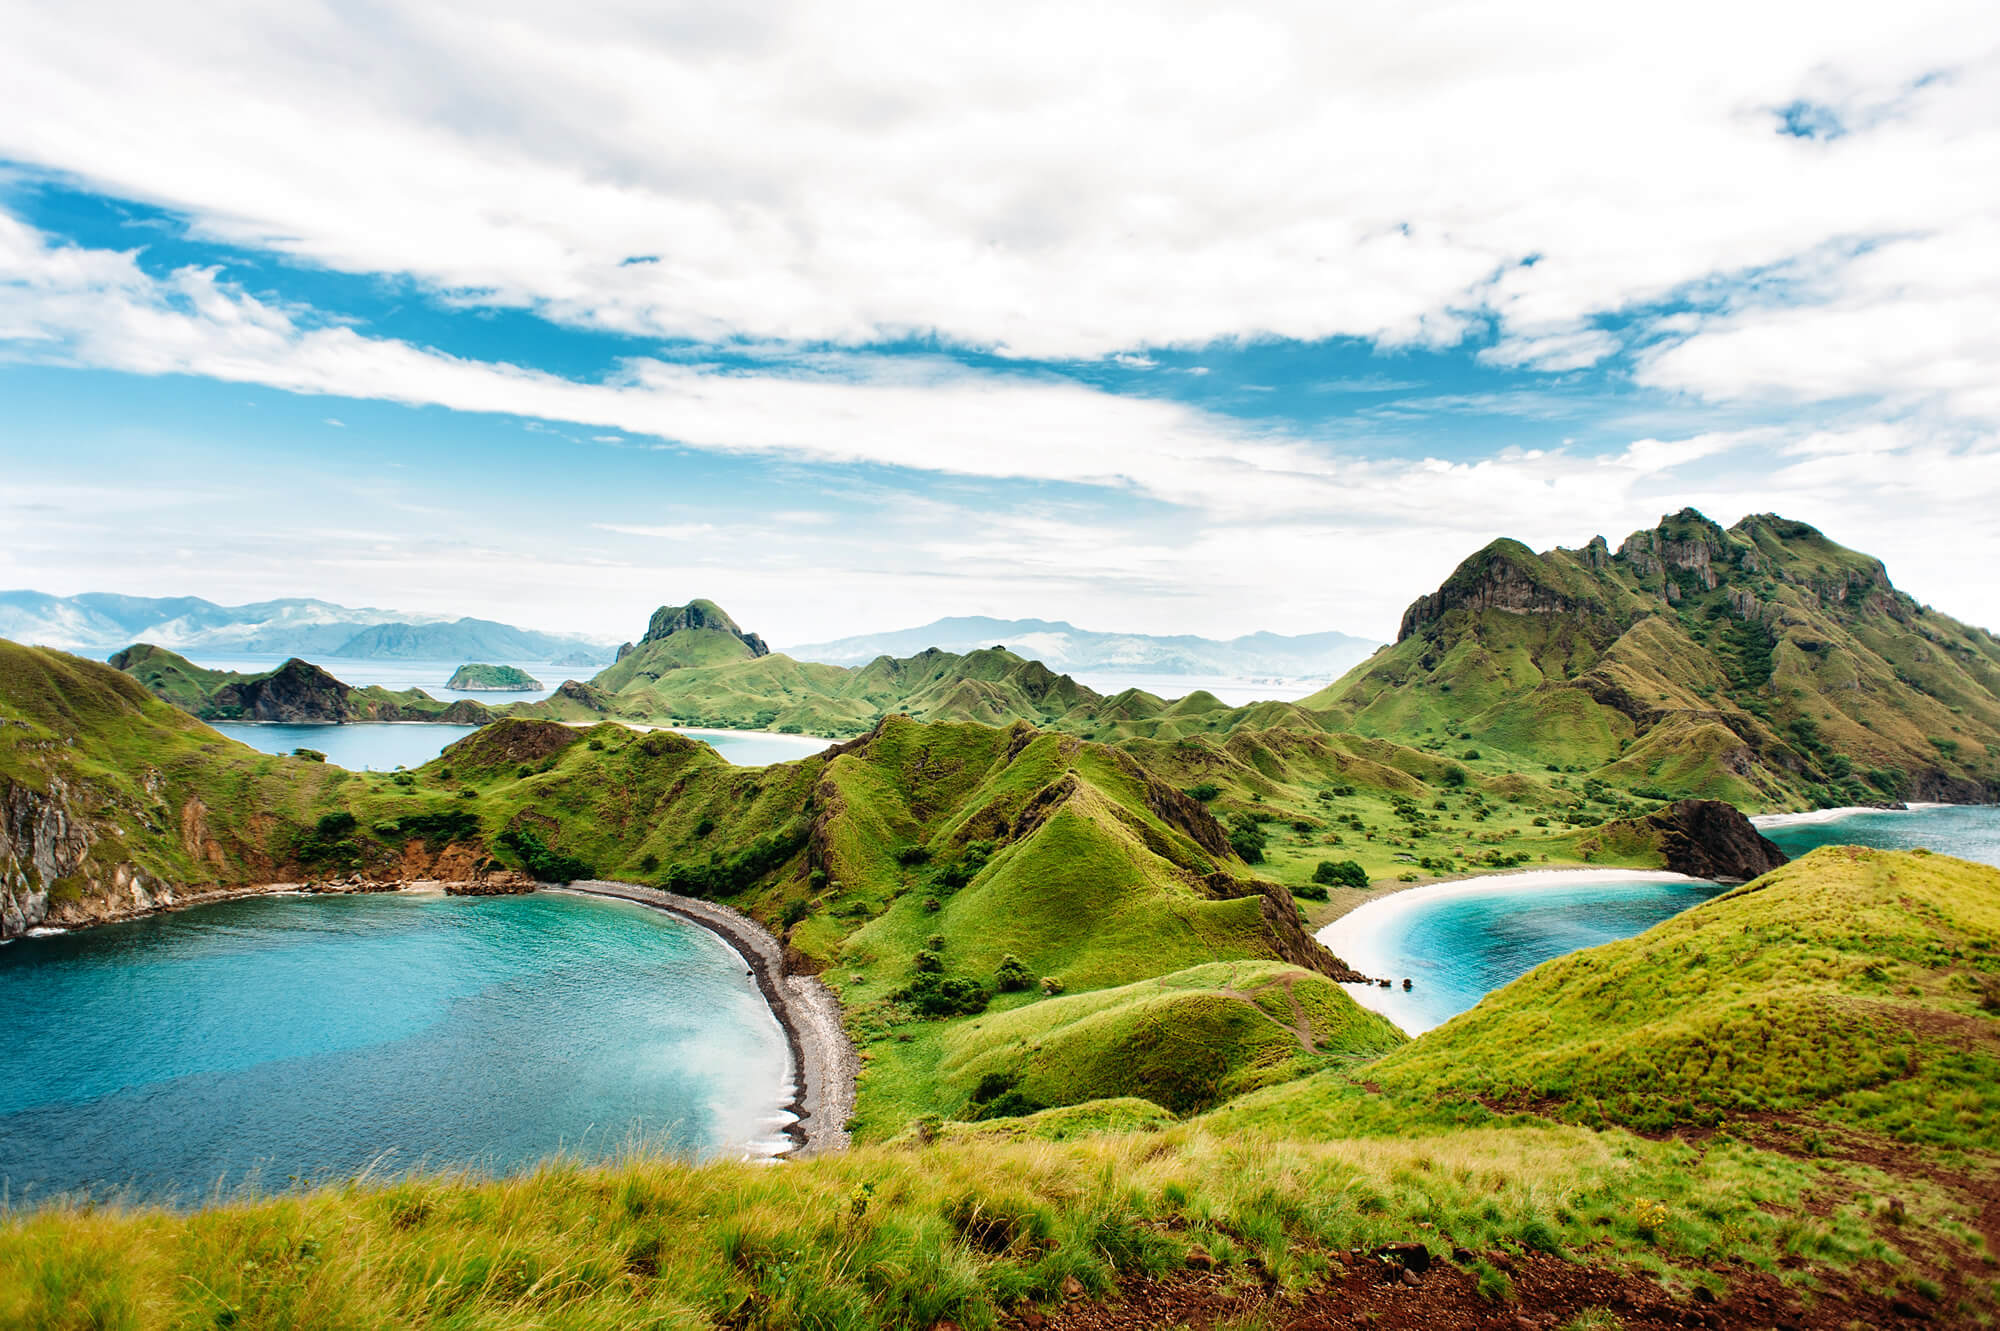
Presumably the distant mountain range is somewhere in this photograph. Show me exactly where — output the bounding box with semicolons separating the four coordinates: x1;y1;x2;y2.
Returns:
781;616;1379;680
0;591;616;665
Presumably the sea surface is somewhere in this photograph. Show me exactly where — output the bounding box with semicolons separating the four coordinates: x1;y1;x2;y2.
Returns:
1757;802;2000;865
211;722;831;770
1319;803;2000;1036
1066;671;1327;707
0;891;791;1204
152;654;585;705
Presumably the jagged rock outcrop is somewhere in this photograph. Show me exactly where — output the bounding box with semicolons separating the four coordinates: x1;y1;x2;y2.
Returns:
0;779;91;936
211;658;354;722
640;600;770;657
1633;799;1789;882
1397;540;1599;641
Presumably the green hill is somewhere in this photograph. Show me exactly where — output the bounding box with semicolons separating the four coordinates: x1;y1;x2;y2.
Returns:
445;662;543;691
1303;510;2000;809
1213;847;2000;1154
109;643;494;724
0;642;355;934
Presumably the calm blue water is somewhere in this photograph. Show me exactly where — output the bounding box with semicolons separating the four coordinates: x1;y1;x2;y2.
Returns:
210;722;481;771
1326;804;2000;1035
1322;875;1733;1034
212;723;831;770
1759;803;2000;866
170;655;581;705
0;892;790;1203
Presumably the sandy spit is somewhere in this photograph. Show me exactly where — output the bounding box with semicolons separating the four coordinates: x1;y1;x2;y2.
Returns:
557;881;857;1158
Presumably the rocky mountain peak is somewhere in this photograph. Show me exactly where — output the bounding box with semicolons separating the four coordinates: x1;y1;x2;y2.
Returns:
638;599;770;657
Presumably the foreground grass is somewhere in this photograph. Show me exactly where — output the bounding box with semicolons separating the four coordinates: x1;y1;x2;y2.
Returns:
0;1124;1932;1331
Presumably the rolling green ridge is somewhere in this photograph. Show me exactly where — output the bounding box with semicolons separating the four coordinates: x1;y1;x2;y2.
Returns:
1209;847;2000;1155
1304;510;2000;810
108;643;494;724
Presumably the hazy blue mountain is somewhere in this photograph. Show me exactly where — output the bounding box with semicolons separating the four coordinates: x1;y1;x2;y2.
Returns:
0;590;615;664
780;616;1379;679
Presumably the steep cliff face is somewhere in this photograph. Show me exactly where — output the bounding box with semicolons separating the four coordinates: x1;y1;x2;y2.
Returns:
1635;799;1789;882
0;778;90;935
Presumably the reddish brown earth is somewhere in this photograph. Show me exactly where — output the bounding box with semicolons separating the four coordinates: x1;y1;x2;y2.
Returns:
995;1250;1959;1331
949;1107;2000;1331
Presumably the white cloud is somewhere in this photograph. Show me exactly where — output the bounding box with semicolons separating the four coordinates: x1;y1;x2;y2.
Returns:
7;209;2000;639
0;0;1993;384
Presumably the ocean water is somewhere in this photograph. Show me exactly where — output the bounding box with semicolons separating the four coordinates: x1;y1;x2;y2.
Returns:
210;721;483;771
1065;671;1326;706
0;892;791;1204
1319;804;2000;1036
165;654;582;705
1757;802;2000;866
1317;871;1731;1035
211;722;832;770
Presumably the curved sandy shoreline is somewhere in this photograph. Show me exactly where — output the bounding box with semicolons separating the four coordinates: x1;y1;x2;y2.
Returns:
1749;802;1945;828
555;881;856;1159
12;875;857;1160
1315;868;1713;988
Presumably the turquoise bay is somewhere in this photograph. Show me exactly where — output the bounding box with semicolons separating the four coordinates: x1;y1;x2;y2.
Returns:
1321;803;2000;1035
0;892;791;1203
210;722;831;770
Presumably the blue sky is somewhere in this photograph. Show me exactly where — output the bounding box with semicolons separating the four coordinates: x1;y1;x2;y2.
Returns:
2;2;1997;646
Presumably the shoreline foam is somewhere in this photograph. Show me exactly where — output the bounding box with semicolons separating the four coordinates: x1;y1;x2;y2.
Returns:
1315;868;1712;1032
556;881;857;1159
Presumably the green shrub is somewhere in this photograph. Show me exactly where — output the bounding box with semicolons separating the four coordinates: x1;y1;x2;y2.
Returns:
1184;782;1221;802
496;827;593;885
994;954;1032;993
1227;813;1267;864
1313;859;1369;889
899;973;988;1018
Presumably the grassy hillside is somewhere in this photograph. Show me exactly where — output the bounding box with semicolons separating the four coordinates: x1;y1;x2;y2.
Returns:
1304;510;2000;810
1213;847;2000;1158
10;849;1999;1327
0;642;355;926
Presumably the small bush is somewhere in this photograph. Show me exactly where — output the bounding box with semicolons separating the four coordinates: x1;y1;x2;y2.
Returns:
994;954;1032;993
894;845;933;867
496;826;593;885
1313;859;1369;889
899;973;988;1018
1184;782;1221;802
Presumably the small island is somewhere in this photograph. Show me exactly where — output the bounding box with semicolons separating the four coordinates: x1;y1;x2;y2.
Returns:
446;663;544;692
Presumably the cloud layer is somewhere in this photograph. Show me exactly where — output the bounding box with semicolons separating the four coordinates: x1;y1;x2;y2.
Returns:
2;1;1999;641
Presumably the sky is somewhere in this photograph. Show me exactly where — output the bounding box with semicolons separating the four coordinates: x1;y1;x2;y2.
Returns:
2;0;1998;648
